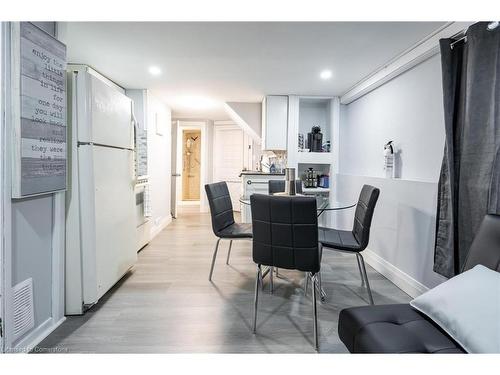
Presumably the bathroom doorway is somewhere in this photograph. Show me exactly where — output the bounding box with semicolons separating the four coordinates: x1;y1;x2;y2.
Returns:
173;120;208;215
182;129;201;201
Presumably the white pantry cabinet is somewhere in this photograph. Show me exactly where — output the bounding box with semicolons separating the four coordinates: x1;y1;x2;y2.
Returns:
261;95;288;151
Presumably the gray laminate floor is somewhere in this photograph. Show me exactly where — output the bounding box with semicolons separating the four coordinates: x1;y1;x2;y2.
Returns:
37;208;410;353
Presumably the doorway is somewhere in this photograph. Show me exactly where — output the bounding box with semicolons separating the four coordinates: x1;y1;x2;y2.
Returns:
172;121;208;216
182;130;201;201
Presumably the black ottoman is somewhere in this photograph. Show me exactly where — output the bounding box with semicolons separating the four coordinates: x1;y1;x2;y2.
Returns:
338;304;465;353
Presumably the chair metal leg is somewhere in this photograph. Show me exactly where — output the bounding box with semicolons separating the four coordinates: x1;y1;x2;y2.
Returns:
356;253;365;287
316;243;326;302
208;238;221;281
269;266;274;294
304;272;309;296
357;253;374;305
261;269;265;291
260;267;270;291
226;240;233;265
311;273;319;352
317;272;326;302
253;265;261;333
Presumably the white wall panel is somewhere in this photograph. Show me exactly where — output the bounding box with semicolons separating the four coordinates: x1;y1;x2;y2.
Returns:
340;54;445;183
334;174;447;295
4;22;65;351
337;54;448;294
147;94;172;236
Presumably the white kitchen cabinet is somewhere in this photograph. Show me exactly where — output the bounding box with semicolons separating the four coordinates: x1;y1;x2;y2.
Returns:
261;95;288;150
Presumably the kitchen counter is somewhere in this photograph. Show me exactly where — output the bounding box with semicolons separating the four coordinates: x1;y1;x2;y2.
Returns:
238;171;285;177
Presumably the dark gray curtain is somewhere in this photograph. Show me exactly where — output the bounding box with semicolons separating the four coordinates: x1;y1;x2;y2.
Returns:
434;22;500;278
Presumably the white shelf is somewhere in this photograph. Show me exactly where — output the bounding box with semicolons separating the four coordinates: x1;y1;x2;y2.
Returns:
302;187;330;194
297;151;333;165
299;97;332;145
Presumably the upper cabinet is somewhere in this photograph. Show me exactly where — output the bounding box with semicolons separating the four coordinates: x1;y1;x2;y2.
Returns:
261;95;288;150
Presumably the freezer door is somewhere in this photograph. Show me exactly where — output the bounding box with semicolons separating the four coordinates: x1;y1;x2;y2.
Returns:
82;145;137;304
89;74;133;149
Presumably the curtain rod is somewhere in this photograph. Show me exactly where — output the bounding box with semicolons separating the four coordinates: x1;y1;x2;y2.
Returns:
450;21;499;49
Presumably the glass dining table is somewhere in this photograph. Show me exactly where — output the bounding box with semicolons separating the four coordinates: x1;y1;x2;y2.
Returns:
239;193;356;302
239;194;356;217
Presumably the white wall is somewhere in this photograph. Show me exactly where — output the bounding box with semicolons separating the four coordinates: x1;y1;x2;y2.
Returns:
201;120;214;212
337;54;447;296
2;22;65;352
340;54;445;182
334;175;447;295
11;196;54;330
147;93;172;237
224;102;262;142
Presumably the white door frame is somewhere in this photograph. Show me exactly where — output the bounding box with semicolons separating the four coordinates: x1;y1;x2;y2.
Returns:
171;120;178;218
175;121;207;212
213;122;246;211
0;21;14;353
1;21;6;352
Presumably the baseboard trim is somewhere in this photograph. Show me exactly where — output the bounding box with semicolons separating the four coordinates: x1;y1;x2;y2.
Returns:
363;249;429;298
150;215;172;240
9;316;66;353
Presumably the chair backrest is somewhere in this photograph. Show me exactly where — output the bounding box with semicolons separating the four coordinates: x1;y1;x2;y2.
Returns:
268;179;303;195
250;194;320;273
462;214;500;272
352;185;380;250
205;182;235;236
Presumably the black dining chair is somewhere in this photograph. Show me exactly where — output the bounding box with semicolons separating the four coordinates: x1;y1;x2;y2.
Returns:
205;182;252;281
267;179;303;279
318;185;380;305
268;179;303;195
250;194;321;351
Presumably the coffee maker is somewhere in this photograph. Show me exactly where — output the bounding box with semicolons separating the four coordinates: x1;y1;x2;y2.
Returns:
307;126;323;152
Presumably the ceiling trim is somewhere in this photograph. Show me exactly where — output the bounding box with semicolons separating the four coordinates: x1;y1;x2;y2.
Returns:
340;21;474;105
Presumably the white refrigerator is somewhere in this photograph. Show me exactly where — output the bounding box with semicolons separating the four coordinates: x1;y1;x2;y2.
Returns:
65;65;137;315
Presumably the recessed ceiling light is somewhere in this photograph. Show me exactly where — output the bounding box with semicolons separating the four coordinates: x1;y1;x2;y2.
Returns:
148;66;161;76
320;69;332;80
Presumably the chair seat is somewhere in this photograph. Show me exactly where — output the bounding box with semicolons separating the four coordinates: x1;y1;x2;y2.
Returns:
319;227;361;251
338;304;465;353
218;223;253;238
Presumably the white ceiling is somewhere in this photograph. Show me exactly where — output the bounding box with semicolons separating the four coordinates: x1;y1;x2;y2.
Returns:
59;22;445;119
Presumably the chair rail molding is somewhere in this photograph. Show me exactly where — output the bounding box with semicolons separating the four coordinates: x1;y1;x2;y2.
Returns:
340;22;474;105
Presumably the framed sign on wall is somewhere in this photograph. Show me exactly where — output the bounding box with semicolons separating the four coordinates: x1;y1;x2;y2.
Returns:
11;22;67;198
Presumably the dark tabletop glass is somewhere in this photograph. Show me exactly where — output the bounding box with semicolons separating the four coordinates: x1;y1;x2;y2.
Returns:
239;194;355;217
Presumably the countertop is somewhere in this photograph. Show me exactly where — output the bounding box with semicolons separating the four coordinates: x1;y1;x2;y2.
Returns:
239;171;285;177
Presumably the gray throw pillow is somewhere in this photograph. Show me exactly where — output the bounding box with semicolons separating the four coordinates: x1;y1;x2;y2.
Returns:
410;265;500;353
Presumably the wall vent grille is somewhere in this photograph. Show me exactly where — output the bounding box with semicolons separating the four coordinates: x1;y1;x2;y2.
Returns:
12;278;35;341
